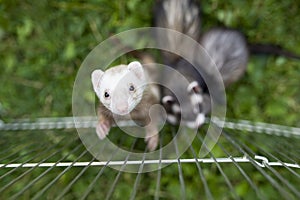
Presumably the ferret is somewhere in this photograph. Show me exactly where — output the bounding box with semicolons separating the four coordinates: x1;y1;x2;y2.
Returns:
154;0;201;65
160;28;249;128
200;27;249;86
154;0;300;128
91;61;161;151
154;0;249;128
154;0;212;128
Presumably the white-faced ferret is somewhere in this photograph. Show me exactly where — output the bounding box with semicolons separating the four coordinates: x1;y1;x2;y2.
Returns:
91;61;160;151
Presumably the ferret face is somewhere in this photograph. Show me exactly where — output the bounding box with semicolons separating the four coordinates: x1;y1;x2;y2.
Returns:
92;61;146;116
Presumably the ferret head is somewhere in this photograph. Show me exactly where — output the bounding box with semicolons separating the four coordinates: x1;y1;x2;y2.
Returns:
91;61;146;116
162;81;210;129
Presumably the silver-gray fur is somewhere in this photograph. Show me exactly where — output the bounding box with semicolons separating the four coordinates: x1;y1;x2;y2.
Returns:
154;0;201;64
200;27;249;86
155;0;248;128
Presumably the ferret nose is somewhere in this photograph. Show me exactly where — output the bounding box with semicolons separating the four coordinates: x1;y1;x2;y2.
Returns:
116;104;128;113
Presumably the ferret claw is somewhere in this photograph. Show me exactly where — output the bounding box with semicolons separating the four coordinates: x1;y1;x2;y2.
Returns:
95;121;110;140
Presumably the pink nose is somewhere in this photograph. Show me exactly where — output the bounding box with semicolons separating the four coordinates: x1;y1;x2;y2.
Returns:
117;105;128;113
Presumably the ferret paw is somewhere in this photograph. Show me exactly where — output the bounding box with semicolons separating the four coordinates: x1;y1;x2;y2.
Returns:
145;134;159;151
95;121;110;140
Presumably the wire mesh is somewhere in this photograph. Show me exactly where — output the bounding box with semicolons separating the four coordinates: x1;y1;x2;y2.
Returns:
0;117;299;199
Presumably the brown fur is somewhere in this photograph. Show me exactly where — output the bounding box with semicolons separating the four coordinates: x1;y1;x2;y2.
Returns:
95;61;161;151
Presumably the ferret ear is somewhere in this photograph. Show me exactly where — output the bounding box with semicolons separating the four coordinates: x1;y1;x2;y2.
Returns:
91;69;104;92
127;61;144;79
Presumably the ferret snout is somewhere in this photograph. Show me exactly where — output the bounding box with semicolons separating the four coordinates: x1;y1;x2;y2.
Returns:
111;102;129;115
116;104;128;113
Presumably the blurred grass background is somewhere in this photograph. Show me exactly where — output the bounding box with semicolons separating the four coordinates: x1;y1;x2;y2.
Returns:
0;0;300;199
0;0;299;126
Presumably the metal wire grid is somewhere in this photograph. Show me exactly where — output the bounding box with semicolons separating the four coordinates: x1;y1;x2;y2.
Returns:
0;117;299;199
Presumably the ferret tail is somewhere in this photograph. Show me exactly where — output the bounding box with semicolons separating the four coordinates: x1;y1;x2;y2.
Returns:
153;0;201;63
248;43;300;60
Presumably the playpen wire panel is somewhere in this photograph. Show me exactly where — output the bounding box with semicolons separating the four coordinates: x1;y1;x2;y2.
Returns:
0;117;299;199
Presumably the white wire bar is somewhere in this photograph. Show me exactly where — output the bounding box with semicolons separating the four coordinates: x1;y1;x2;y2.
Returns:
0;156;299;169
1;117;299;199
222;130;298;200
1;117;300;138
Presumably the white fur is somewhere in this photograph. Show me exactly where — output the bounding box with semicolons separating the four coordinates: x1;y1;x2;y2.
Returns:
91;69;104;94
128;61;145;80
162;96;174;104
172;103;181;114
91;61;146;115
167;114;178;125
185;113;205;129
190;93;203;106
187;81;199;92
195;113;205;126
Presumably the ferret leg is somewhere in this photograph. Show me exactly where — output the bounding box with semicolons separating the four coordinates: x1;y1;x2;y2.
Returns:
145;124;159;151
142;104;162;151
95;117;111;140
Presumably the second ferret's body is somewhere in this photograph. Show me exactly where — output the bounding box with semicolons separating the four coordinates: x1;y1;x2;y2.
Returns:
154;0;249;127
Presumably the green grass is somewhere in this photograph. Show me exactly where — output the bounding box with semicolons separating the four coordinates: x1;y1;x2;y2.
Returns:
1;0;299;125
0;0;299;199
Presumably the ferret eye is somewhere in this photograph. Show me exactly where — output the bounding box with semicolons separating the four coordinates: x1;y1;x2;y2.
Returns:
104;92;110;98
129;85;135;92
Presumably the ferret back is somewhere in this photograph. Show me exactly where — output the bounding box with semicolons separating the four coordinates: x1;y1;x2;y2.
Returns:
200;28;249;86
154;0;201;63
